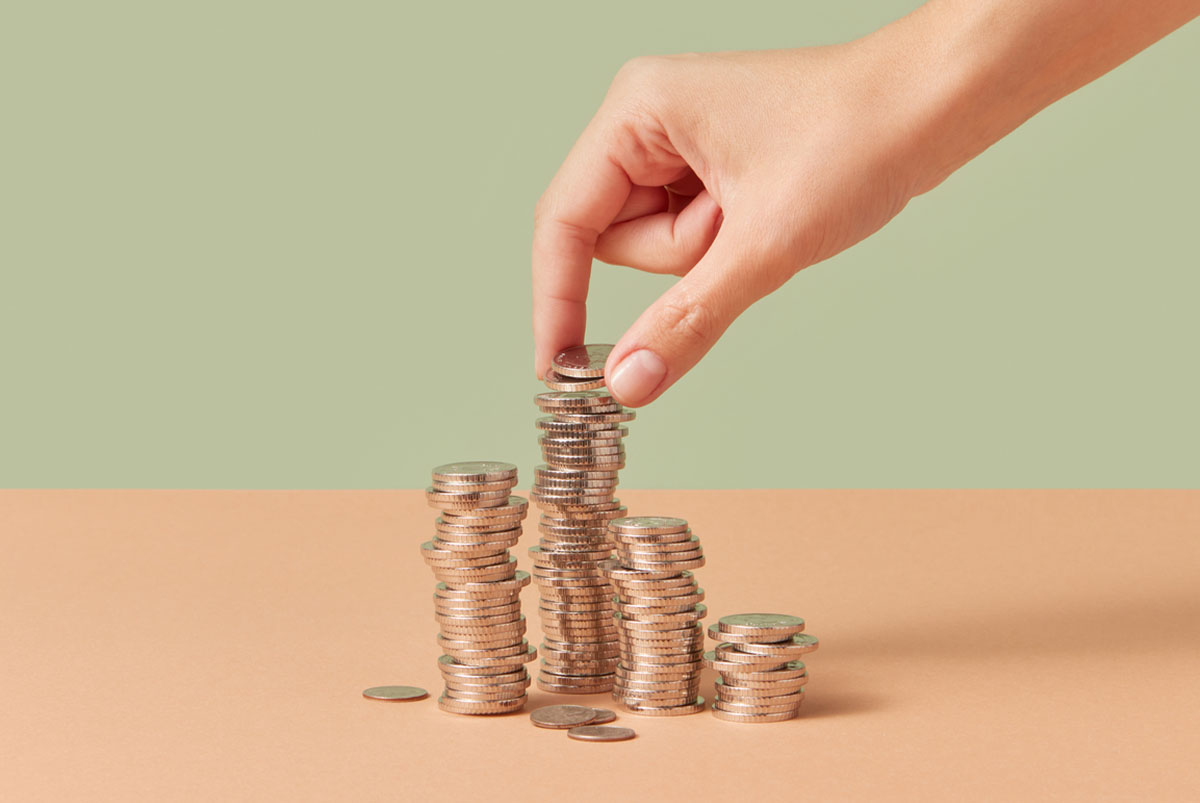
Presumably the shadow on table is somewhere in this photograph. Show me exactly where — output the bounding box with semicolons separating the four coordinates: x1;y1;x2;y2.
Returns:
832;584;1200;660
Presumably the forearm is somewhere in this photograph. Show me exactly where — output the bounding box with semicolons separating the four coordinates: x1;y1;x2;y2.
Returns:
875;0;1200;192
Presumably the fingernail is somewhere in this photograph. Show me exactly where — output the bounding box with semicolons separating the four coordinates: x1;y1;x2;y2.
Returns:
608;349;667;406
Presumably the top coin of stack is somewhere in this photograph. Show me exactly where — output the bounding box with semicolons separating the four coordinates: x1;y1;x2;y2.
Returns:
704;613;818;723
422;461;537;715
602;516;708;716
530;345;634;695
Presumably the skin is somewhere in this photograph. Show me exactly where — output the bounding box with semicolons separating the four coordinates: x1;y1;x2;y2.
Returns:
531;0;1200;407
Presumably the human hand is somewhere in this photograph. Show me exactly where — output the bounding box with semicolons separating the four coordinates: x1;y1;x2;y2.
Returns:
531;0;1199;407
531;41;939;406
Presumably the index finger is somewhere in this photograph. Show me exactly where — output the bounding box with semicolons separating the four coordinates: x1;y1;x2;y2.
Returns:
532;124;632;378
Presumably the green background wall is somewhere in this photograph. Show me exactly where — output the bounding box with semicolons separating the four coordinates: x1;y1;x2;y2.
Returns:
2;1;1197;488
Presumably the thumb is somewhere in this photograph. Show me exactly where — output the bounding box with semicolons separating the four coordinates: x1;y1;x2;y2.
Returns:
604;218;777;407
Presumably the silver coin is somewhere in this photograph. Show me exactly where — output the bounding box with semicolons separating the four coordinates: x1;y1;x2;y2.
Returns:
717;613;806;634
609;516;689;534
431;461;518;482
362;685;429;701
544;368;608;391
529;704;599;729
589;708;618;724
566;724;635;742
553;344;614;378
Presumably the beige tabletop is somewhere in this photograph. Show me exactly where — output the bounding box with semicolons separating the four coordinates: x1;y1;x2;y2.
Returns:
3;490;1198;801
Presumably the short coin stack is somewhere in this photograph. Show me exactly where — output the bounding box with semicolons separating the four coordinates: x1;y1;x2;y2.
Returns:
704;613;819;723
601;516;707;716
529;345;635;695
421;461;537;715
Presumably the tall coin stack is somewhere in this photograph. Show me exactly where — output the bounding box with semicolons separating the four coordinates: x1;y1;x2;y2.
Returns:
421;461;537;715
704;613;819;723
601;516;708;716
530;344;634;695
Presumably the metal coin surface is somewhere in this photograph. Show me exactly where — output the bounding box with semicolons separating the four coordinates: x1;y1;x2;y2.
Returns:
711;707;799;723
717;613;806;638
362;685;429;701
544;368;607;391
432;461;518;482
553;344;614;378
589;708;617;724
567;725;635;742
529;704;599;729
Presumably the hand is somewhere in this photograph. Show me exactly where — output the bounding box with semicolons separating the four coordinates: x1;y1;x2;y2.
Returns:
531;42;935;406
531;0;1199;407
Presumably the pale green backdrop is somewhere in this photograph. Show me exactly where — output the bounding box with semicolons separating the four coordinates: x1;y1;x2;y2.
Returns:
1;1;1197;488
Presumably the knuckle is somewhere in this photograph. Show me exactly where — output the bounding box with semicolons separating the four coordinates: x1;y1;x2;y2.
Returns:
658;296;718;348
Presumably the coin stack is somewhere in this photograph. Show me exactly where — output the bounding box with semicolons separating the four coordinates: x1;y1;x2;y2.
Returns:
421;461;537;715
704;613;819;723
529;344;635;695
601;516;708;716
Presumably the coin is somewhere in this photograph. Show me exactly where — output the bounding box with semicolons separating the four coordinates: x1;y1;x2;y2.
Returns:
552;344;613;378
432;461;518;482
609;516;689;535
716;613;806;638
619;696;706;717
529;704;599;729
728;632;820;658
362;685;429;701
543;368;607;392
567;725;635;742
437;694;527;715
711;707;798;724
589;708;617;724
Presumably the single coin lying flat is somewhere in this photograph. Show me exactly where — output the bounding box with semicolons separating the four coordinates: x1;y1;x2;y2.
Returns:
529;704;598;729
567;725;636;742
362;685;429;701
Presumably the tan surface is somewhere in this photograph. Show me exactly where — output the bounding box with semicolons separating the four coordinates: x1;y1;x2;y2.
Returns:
3;490;1198;801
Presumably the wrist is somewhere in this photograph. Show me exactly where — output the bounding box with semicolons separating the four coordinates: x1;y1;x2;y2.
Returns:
862;0;1200;196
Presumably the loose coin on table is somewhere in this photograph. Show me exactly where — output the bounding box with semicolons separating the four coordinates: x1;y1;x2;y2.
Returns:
529;704;599;729
362;685;429;701
567;725;636;742
589;707;617;724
